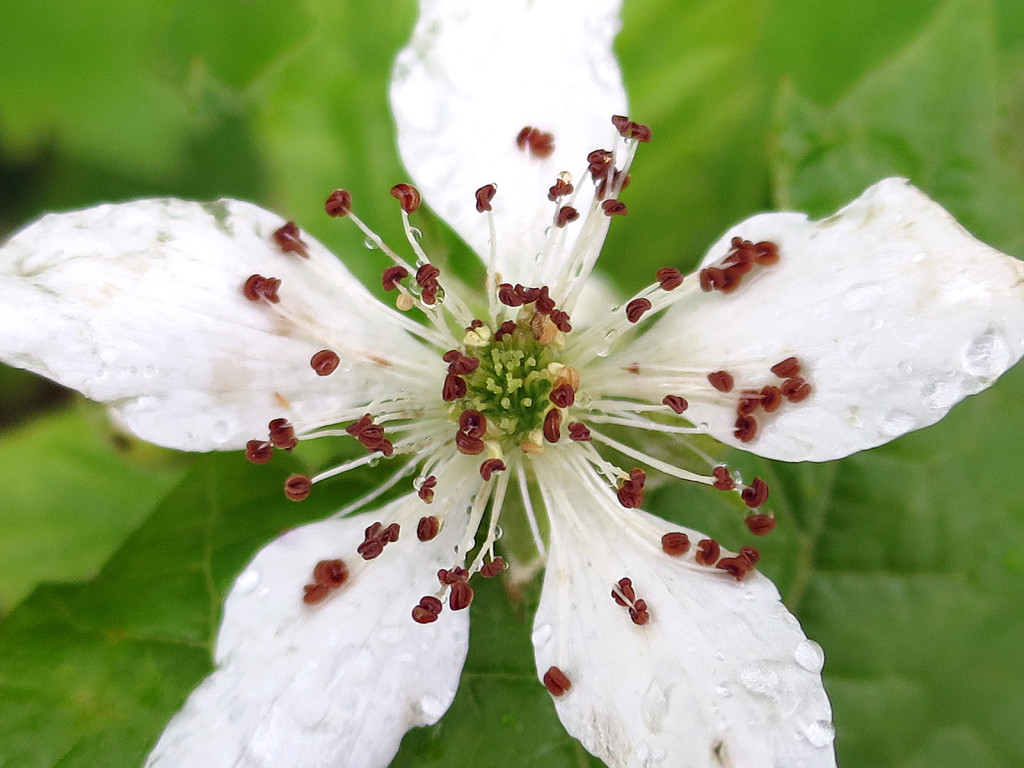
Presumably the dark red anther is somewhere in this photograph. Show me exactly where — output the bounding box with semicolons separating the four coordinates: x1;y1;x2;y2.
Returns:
412;595;443;624
745;513;777;536
312;559;349;588
739;546;761;567
543;409;562;443
548;178;574;201
616;468;646;509
753;240;779;265
242;274;282;303
662;395;689;414
268;418;298;451
782;376;812;402
556;206;580;228
438;566;468;585
612;577;635;606
445;351;480;375
245;439;273;464
517;285;542;304
357;539;385;560
497;283;523;307
456;431;485;455
707;371;735;393
655;267;684;291
629;601;650;625
345;413;372;437
543;666;572;697
611;115;652;143
699;267;724;292
382;265;410;291
587;149;613;177
417;476;438;505
695;538;721;566
475;183;497;213
625;297;652;323
416;515;440;545
480;557;506;578
550;384;576;408
379;439;395;458
712;465;736;491
737;391;761;417
550;309;573;332
273;221;309;257
760;385;783;413
390;183;422;214
380;523;401;544
535;286;555;314
310;349;341;376
480;458;507;481
442;373;467;402
302;583;330;604
567;422;591;441
325;189;353;217
661;532;691;556
734;414;759;443
770;356;801;379
495;320;518;341
449;580;474;611
415;263;440;287
716;556;751;581
601;199;628;216
741;477;769;508
284;474;312;501
420;595;443;614
515;126;554;158
458;409;487;438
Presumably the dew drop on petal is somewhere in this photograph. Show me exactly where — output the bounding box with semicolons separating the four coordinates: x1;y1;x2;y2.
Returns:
921;379;962;411
640;679;671;734
738;659;781;698
532;623;554;648
898;359;914;377
235;568;261;595
881;409;918;436
716;681;733;698
142;364;159;378
418;694;446;721
363;237;378;250
963;327;1011;381
803;719;836;748
841;283;885;312
212;419;232;444
793;639;825;673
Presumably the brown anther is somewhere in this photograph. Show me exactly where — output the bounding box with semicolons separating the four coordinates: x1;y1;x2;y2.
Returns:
379;439;395;458
736;391;761;417
550;384;576;409
312;559;349;588
745;513;777;536
515;126;554;158
497;283;523;307
556;205;580;228
449;580;474;611
284;474;312;501
324;189;353;217
699;267;724;292
273;221;309;257
302;583;330;604
480;458;507;481
612;577;635;605
741;477;769;509
420;284;438;305
447;352;480;375
420;595;443;614
782;376;812;402
414;514;440;544
494;320;517;341
242;274;282;303
458;409;487;438
357;539;384;560
455;431;485;455
543;408;562;443
712;465;736;491
625;297;653;323
245;439;273;464
345;413;372;436
661;532;691;556
708;371;735;393
382;265;410;291
389;183;421;214
438;566;468;585
415;263;440;288
442;373;467;402
548;178;574;201
567;422;591;441
417;477;438;505
616;468;646;509
655;266;684;290
380;523;401;544
310;349;341;376
412;595;443;624
601;199;628;216
268;418;298;451
550;309;573;332
611;115;652;143
716;557;751;581
475;183;497;213
480;557;506;578
543;666;572;697
695;538;721;566
587;149;613;177
734;414;759;443
629;601;650;625
770;356;801;379
535;286;556;314
739;546;761;567
760;385;783;413
753;240;779;265
662;395;689;414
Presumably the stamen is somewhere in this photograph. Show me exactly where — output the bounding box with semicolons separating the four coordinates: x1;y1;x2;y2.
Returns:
242;274;281;303
475;183;497;213
494;320;517;340
601;199;628;216
740;477;769;508
389;183;421;214
662;395;689;414
324;189;353;217
302;584;329;604
716;556;751;581
456;431;485;455
734;414;758;442
695;538;721;566
556;206;580;228
567;422;591;441
739;546;761;566
382;265;409;291
284;474;312;501
745;513;777;535
782;376;813;402
245;440;273;464
708;371;735;393
625;298;652;323
459;409;487;438
770;356;801;378
272;221;309;257
444;349;480;375
357;521;399;560
550;384;576;408
616;468;646;509
661;532;691;556
543;666;572;697
655;267;684;291
312;558;349;588
417;515;440;543
480;557;506;578
443;373;468;402
611;115;653;143
548;177;574;201
310;349;341;376
412;595;443;624
760;385;783;412
550;309;572;332
415;263;441;305
543;409;562;443
417;475;437;504
269;418;298;450
449;580;474;611
515;126;555;158
587;149;613;178
712;466;736;491
480;458;507;481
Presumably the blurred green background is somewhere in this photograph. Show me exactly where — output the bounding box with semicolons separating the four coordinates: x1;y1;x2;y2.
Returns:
2;1;1023;766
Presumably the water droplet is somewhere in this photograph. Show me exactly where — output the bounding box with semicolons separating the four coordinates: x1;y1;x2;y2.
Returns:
841;283;885;312
871;318;885;331
793;639;825;673
963;327;1011;381
493;524;504;540
413;475;427;490
363;237;377;250
640;679;670;734
211;420;232;444
532;623;553;647
235;568;260;595
418;694;446;720
409;226;422;240
803;719;835;748
922;379;961;411
881;409;918;437
716;681;733;698
738;660;780;698
142;364;159;378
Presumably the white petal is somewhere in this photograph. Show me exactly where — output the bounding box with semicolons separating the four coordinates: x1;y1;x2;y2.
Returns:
532;456;835;768
145;473;476;768
612;178;1024;461
391;0;628;284
0;199;435;451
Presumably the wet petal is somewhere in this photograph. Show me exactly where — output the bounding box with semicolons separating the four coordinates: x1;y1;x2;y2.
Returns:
145;480;473;768
391;0;627;285
611;178;1024;461
0;199;435;451
531;457;835;768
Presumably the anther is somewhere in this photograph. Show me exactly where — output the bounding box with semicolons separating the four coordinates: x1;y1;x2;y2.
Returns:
601;199;628;216
459;410;487;438
739;546;761;567
662;395;689;414
535;286;556;314
737;391;761;417
625;297;653;324
357;538;385;561
475;183;497;213
712;466;736;491
497;283;523;307
242;274;282;303
324;189;353;217
550;384;576;408
382;265;409;291
312;559;349;588
611;577;635;606
416;514;440;543
695;538;721;566
567;422;591;441
708;371;735;393
741;477;769;508
268;418;298;451
548;178;574;201
444;350;480;375
449;580;474;611
380;523;401;544
412;595;443;624
760;385;783;412
587;149;613;178
284;474;312;501
302;584;330;604
480;458;507;481
310;349;341;376
556;206;579;228
661;532;691;556
611;115;652;143
480;557;506;578
782;376;812;402
515;126;554;158
550;309;572;332
770;357;801;379
616;468;646;509
418;476;438;505
716;556;751;581
438;566;469;585
495;320;517;341
389;183;421;214
245;440;273;464
734;414;758;442
630;600;650;625
544;409;562;443
745;513;777;536
456;431;485;455
273;221;309;258
442;373;467;402
655;267;684;291
543;666;572;697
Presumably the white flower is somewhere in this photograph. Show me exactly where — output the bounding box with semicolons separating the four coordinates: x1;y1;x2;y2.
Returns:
2;3;1024;768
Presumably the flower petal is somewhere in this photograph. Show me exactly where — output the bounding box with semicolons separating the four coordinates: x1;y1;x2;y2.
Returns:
0;199;435;451
391;0;628;284
607;178;1024;461
531;456;835;768
145;479;474;768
